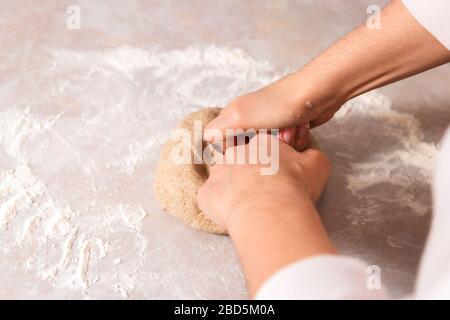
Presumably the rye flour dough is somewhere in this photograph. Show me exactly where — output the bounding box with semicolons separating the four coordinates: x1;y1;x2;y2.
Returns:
154;107;318;235
154;107;226;235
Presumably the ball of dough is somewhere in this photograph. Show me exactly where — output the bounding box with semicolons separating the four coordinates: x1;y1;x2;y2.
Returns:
154;107;320;235
154;107;227;235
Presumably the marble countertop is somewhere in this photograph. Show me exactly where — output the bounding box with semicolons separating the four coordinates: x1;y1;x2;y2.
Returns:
0;0;449;299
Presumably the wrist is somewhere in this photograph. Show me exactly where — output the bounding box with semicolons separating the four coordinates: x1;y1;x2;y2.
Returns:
226;193;336;296
226;190;315;236
289;64;350;119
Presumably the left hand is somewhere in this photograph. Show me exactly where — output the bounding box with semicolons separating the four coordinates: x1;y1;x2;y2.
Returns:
197;133;331;232
198;133;335;296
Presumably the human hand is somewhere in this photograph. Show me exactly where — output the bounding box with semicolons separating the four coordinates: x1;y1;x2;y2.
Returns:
203;70;345;150
204;1;450;152
197;134;335;296
197;133;331;231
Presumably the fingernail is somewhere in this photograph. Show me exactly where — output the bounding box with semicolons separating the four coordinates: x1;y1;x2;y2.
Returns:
280;126;298;146
281;130;290;143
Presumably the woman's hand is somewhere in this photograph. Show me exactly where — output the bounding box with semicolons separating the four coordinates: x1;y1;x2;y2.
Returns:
198;0;450;298
197;134;336;296
204;0;450;150
198;134;330;230
204;71;345;150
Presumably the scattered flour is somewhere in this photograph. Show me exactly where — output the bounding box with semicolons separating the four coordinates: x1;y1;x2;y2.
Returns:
1;45;276;298
334;93;438;224
0;108;148;296
0;44;439;298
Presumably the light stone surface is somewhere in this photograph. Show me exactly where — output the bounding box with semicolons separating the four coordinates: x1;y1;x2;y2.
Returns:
154;107;227;235
0;0;449;299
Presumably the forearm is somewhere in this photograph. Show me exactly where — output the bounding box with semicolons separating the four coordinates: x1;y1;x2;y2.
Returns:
306;0;449;100
285;0;450;127
204;0;450;143
228;195;336;298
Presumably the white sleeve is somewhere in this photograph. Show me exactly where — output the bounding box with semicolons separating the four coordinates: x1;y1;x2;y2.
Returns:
255;255;388;300
402;0;450;50
415;129;450;299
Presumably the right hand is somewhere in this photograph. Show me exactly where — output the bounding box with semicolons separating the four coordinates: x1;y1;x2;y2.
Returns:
204;71;346;150
204;0;450;151
197;134;335;295
198;133;332;231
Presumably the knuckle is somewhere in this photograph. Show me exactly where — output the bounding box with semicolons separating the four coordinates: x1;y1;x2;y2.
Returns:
227;98;246;124
290;101;314;124
286;102;302;125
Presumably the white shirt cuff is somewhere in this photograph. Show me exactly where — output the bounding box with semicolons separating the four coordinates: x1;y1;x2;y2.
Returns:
402;0;450;50
255;255;388;300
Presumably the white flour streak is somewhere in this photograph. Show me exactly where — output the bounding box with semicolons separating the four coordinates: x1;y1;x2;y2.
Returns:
0;108;59;161
0;164;45;230
78;237;107;290
0;44;437;298
0;107;149;295
0;45;277;298
335;93;438;222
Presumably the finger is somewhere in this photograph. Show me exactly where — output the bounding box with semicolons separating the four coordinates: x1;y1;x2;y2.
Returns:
279;126;298;147
204;92;293;142
292;123;310;151
204;100;248;142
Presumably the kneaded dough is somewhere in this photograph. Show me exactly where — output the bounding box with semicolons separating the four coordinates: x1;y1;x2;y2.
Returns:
154;107;226;235
154;107;319;235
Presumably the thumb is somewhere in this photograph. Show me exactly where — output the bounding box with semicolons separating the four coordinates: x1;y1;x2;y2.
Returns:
279;126;298;147
204;106;240;141
204;78;323;141
204;93;292;141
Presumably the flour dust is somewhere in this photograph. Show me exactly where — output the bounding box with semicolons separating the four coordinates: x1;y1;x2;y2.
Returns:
0;45;438;298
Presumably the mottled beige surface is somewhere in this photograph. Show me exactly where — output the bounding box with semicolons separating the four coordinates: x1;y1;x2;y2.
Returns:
0;0;449;299
154;108;319;235
154;107;226;235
